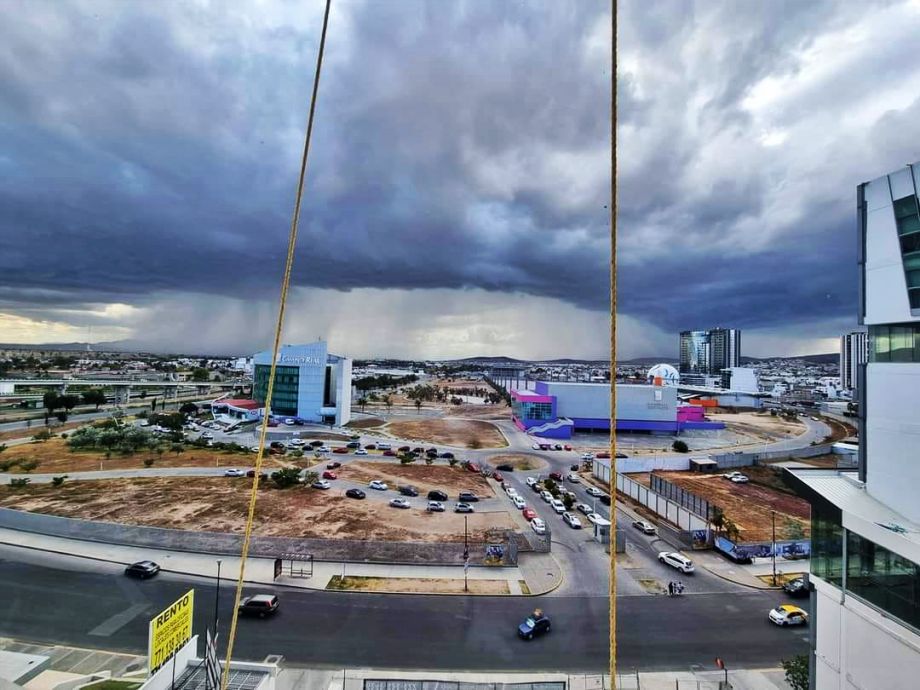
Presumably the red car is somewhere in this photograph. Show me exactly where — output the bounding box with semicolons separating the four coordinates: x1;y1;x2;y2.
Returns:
365;444;376;450
466;462;480;473
322;470;337;480
564;445;573;451
549;471;563;482
383;450;396;457
492;471;504;483
596;451;611;459
333;447;348;454
326;461;342;469
522;508;537;521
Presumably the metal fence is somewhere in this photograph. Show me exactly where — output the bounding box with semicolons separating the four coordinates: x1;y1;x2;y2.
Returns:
649;474;712;521
365;682;565;690
616;474;710;532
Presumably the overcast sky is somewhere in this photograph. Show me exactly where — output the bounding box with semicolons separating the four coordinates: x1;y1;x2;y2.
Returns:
2;0;919;360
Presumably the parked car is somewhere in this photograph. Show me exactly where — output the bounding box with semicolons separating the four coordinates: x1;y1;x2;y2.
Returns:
522;508;537;521
376;443;391;450
553;444;563;451
599;494;611;506
563;445;572;451
730;474;750;484
658;551;695;574
326;461;342;469
317;446;331;453
577;503;594;515
596;451;610;459
722;471;747;481
238;594;279;618
769;605;808;626
369;480;388;491
427;501;445;512
586;512;604;526
531;482;544;494
585;486;605;498
783;578;810;598
346;441;360;448
615;452;628;459
458;491;479;502
562;512;583;529
364;444;377;450
345;488;366;500
439;452;454;459
312;479;331;490
525;477;537;487
455;502;474;513
289;438;306;447
201;432;214;440
332;447;348;454
496;464;514;472
322;470;337;480
427;489;448;501
492;472;504;483
465;462;480;473
570;464;580;471
426;447;438;455
512;495;527;510
550;499;566;514
632;520;657;535
283;419;295;426
518;610;551;640
382;450;396;457
224;468;245;477
581;453;594;460
398;485;419;497
531;443;541;450
389;498;411;509
540;490;554;503
125;560;160;579
531;518;547;534
566;473;581;483
355;448;368;455
309;440;323;447
548;471;563;482
245;470;268;480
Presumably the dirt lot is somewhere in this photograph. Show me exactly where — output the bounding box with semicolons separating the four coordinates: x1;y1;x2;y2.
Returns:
0;420;87;443
0;437;265;474
327;575;510;594
485;454;548;471
345;417;385;429
0;477;514;541
337;461;494;496
385;418;507;448
648;467;810;542
714;411;804;442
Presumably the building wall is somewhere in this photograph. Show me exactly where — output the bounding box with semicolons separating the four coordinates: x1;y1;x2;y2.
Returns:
839;331;867;390
334;357;352;426
539;381;677;424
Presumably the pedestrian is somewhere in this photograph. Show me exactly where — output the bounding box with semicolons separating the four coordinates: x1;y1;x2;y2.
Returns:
667;581;674;596
677;581;684;595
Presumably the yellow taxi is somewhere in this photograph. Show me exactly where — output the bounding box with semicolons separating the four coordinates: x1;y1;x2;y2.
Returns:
769;604;808;626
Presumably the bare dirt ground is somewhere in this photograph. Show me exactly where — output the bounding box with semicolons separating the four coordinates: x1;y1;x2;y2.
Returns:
649;468;810;542
337;461;494;496
765;453;841;468
711;411;804;442
0;420;87;442
0;437;263;474
448;405;509;420
345;417;385;429
327;575;510;594
384;418;507;448
0;477;514;541
485;454;548;471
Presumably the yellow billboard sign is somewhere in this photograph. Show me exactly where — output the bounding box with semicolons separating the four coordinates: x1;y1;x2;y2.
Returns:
148;589;195;674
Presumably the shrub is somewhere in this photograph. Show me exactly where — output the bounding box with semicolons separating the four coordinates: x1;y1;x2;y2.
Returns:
143;458;155;467
0;444;6;454
290;450;303;458
425;456;434;465
781;655;808;690
32;429;53;442
468;437;482;450
562;494;575;510
0;459;19;472
543;478;557;493
448;458;458;467
60;433;68;439
9;478;30;488
18;459;39;473
171;443;185;456
672;440;689;453
51;476;67;487
271;467;303;489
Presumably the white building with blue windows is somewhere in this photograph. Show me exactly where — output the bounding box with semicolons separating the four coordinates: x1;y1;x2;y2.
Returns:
252;341;352;426
789;162;920;689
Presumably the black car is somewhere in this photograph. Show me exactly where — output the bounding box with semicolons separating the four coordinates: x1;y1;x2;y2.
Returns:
518;610;551;640
570;464;579;471
345;488;366;499
783;577;810;598
238;594;279;618
439;452;455;459
599;494;611;506
615;453;629;459
246;470;269;480
346;441;360;449
427;489;448;501
496;464;514;472
125;560;160;579
398;485;419;497
458;491;480;502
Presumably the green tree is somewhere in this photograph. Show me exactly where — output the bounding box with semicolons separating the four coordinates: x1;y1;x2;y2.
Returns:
10;478;30;488
42;391;60;419
59;394;80;412
399;453;416;465
81;389;107;410
781;655;809;690
710;506;726;534
672;439;689;453
0;444;6;454
543;478;557;494
191;368;210;382
51;476;67;487
414;398;422;413
562;494;575;510
271;467;303;489
19;459;39;473
383;395;392;414
448;458;458;467
358;397;367;413
170;443;185;456
425;455;434;465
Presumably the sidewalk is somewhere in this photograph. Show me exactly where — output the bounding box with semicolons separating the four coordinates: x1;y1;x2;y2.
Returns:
0;526;564;596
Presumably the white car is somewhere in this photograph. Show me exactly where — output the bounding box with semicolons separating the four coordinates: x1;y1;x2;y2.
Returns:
581;452;594;460
389;498;411;509
224;469;245;477
566;473;581;483
289;438;306;447
730;474;750;484
355;448;368;455
531;518;547;535
369;480;388;491
249;446;261;453
532;443;541;450
525;477;537;487
586;512;604;526
769;605;809;627
576;503;593;515
541;490;554;503
377;443;392;450
512;495;526;510
506;487;520;499
317;446;331;453
585;486;606;498
426;501;445;512
658;551;695;574
283;419;295;426
562;512;583;529
312;479;332;490
550;499;566;514
202;432;214;440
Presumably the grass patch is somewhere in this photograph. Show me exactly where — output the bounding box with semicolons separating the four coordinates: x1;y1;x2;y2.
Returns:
80;681;143;690
326;574;510;594
755;572;805;586
519;579;531;595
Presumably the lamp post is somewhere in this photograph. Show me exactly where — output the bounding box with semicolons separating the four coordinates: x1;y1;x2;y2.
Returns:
771;510;777;587
214;559;222;635
463;515;469;593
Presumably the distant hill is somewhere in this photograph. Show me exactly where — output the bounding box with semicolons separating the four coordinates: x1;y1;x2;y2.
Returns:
0;341;130;352
743;353;837;365
617;357;678;365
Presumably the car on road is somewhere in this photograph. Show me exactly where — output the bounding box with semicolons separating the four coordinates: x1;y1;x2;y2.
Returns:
322;470;337;480
658;551;695;574
439;451;454;459
562;512;583;529
531;443;541;450
531;518;547;534
585;486;605;498
355;448;368;455
550;499;566;514
326;461;342;469
782;577;810;598
345;488;366;500
518;610;551;640
522;508;537;521
570;464;579;471
458;491;479;502
398;485;419;497
427;501;445;512
496;464;514;472
289;438;306;447
389;498;411;509
382;450;396;456
224;469;245;477
427;490;448;501
512;495;527;509
586;512;604;526
312;479;331;490
364;444;377;450
465;462;480;473
245;470;268;480
581;452;594;460
283;419;295;426
576;503;593;515
238;594;279;618
632;519;657;535
599;494;611;506
596;451;610;458
563;444;572;451
369;480;388;491
566;473;581;483
548;471;563;482
124;560;160;579
540;490;554;503
769;605;808;626
455;502;474;513
332;447;348;454
317;446;331;453
525;477;537;487
346;441;360;448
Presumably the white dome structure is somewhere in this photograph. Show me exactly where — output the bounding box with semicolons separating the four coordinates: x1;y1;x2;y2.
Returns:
647;363;679;386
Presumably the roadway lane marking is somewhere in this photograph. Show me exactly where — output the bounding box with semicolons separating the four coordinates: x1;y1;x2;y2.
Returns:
88;603;149;637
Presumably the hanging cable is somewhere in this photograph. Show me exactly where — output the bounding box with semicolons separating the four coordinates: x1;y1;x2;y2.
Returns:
609;1;618;686
219;1;333;686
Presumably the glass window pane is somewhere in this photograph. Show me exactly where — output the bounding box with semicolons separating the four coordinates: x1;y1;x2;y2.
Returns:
891;326;912;362
905;254;920;271
871;325;891;362
893;195;919;219
900;234;920;254
907;270;920;289
898;215;920;236
911;289;920;310
846;532;920;632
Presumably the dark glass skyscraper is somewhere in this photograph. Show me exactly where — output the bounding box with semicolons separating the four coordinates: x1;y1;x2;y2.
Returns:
679;328;740;374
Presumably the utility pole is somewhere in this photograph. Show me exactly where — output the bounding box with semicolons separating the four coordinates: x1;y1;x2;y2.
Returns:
771;510;777;586
213;559;222;636
463;515;469;593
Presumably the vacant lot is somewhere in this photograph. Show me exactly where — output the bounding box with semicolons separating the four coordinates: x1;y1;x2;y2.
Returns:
385;418;507;448
0;437;263;474
715;411;804;442
327;575;510;594
649;468;810;542
0;477;514;541
345;417;385;429
485;454;548;471
337;461;493;496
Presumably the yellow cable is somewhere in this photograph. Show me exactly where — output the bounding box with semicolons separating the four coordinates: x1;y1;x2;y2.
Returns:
219;1;333;687
609;1;618;686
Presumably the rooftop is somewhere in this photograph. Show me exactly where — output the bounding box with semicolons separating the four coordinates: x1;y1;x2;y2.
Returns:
216;399;261;410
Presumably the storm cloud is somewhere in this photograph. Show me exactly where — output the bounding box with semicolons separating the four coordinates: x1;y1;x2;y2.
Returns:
1;0;919;357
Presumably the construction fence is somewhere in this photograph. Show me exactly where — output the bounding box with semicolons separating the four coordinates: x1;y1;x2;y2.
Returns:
615;474;710;532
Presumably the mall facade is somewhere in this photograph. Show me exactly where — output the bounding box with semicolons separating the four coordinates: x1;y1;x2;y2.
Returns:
252;341;352;426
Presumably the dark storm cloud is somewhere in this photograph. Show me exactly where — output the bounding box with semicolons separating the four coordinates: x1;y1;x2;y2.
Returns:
0;0;918;342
